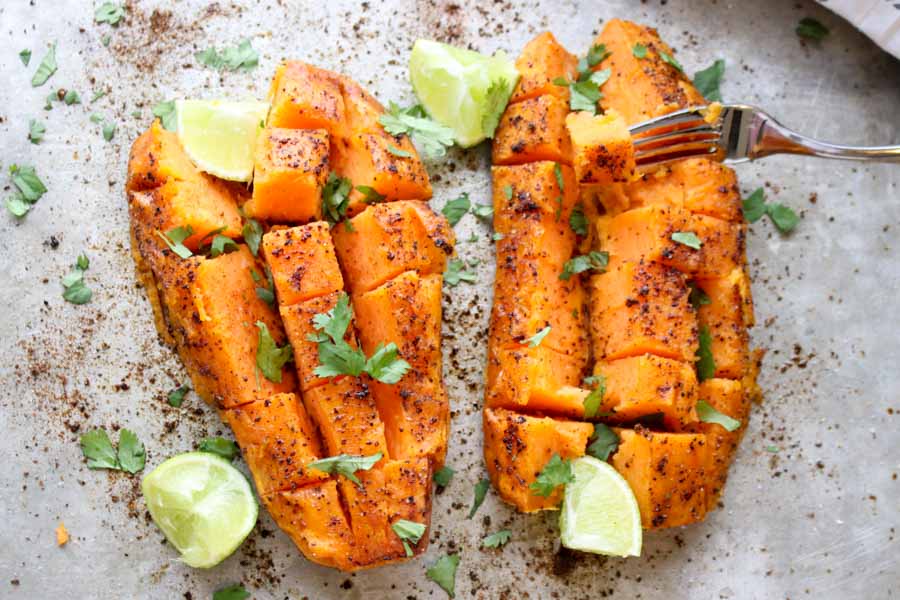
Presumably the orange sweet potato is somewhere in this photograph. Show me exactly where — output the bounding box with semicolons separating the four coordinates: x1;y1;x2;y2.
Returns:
692;378;748;509
565;109;636;185
669;158;742;222
594;19;705;126
352;271;449;466
338;76;386;136
610;426;711;528
694;270;753;379
244;127;330;223
332;201;454;294
268;61;345;132
690;213;747;279
483;408;593;512
509;32;578;105
588;259;698;362
596;204;701;274
222;393;328;495
261;222;344;306
127;120;199;191
492;94;573;166
302;375;388;458
491;162;578;235
594;354;698;429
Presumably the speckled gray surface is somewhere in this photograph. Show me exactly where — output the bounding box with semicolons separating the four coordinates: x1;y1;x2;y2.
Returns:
1;1;898;598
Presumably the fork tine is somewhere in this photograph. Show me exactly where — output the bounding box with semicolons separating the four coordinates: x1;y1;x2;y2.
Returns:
632;125;719;149
628;106;712;136
634;141;720;166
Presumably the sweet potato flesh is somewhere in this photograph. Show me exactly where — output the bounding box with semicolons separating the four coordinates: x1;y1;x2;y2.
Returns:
484;24;759;529
127;64;451;571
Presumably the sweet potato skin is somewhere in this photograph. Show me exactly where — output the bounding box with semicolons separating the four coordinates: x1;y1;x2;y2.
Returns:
483;408;593;512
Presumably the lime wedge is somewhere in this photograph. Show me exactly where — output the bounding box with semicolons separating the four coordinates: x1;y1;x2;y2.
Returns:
409;39;519;147
175;99;269;182
141;452;258;568
559;456;642;557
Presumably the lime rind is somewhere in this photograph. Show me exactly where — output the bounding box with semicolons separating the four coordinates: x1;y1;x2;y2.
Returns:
175;99;269;182
409;39;519;147
141;452;258;568
559;456;642;557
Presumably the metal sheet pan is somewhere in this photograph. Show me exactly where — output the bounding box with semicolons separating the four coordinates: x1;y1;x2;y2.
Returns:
1;0;897;597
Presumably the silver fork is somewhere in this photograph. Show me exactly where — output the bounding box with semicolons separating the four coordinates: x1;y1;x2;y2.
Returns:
629;104;900;168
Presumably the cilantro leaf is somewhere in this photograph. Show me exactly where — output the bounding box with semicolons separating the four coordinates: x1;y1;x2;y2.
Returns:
379;102;455;159
696;325;716;381
212;584;250;600
392;519;426;557
91;88;108;102
697;400;741;431
11;164;48;202
554;162;565;191
569;78;602;112
364;342;411;384
444;258;476;287
742;188;767;223
102;120;116;141
482;529;511;549
313;340;367;378
529;454;574;497
307;452;382;487
797;17;829;41
167;384;189;407
31;43;57;87
632;43;648;59
355;185;386;204
63;90;81;105
767;203;800;233
467;478;490;519
492;232;504;241
152;100;177;131
442;193;471;226
117;429;145;474
387;144;413;158
659;49;683;72
61;254;92;305
255;321;293;383
586;423;620;461
321;172;352;225
693;59;725;102
503;184;513;200
472;203;493;221
426;554;460;598
582;374;606;419
569;205;588;236
198;437;240;460
28;119;46;144
80;429;119;470
251;266;275;306
482;77;513;138
311;292;353;344
577;43;611;80
241;218;263;256
209;234;239;258
671;231;702;249
95;2;126;26
525;325;551;348
19;49;31;66
560;251;609;281
433;465;454;487
688;281;711;310
196;39;258;72
157;225;194;259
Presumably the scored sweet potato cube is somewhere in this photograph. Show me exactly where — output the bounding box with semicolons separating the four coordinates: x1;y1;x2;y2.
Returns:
491;230;588;356
222;393;328;495
594;19;705;126
597;204;701;274
695;269;752;379
267;61;345;132
353;272;448;465
332;201;453;294
244;128;330;223
622;164;684;214
594;355;698;429
669;158;742;222
483;408;593;512
127;120;200;191
566;109;636;185
509;31;578;105
151;177;243;251
690;213;746;279
301;374;388;458
338;76;387;137
485;343;588;417
339;457;432;565
491;162;578;234
332;131;432;211
264;481;357;571
610;426;711;529
492;94;573;166
589;259;698;362
693;378;748;510
262;222;344;306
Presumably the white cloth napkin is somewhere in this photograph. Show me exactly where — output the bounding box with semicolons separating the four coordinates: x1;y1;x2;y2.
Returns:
819;0;900;58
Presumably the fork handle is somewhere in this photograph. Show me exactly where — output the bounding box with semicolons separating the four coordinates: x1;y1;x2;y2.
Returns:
755;119;900;162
